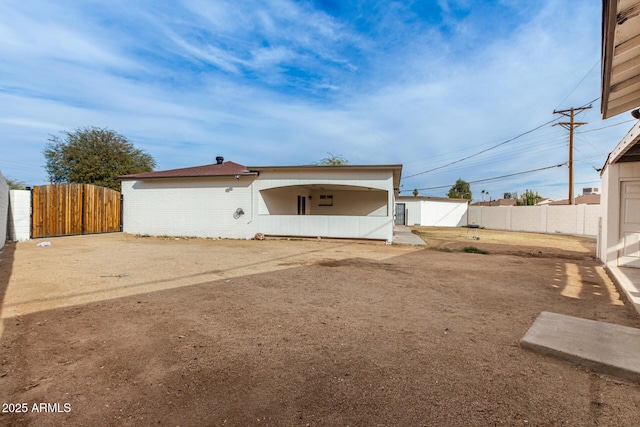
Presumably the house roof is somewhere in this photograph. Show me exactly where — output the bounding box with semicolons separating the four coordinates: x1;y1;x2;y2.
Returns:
549;194;601;205
536;198;556;205
601;0;640;119
602;119;640;175
471;198;517;207
396;196;469;203
118;161;403;191
118;161;257;180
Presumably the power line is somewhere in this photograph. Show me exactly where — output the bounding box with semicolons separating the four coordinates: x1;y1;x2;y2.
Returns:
401;97;600;183
403;117;562;179
576;119;635;134
413;163;566;191
403;129;567;171
403;97;600;180
554;60;600;110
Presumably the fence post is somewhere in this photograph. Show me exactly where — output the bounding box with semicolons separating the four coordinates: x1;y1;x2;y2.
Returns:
30;187;34;239
80;184;85;235
120;194;124;232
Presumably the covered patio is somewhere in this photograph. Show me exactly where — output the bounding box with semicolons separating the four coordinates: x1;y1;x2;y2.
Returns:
252;164;402;242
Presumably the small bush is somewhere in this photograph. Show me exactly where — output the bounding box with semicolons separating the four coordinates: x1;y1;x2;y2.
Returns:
462;246;489;255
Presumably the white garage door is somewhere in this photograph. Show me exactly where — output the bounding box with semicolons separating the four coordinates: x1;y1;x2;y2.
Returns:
619;181;640;268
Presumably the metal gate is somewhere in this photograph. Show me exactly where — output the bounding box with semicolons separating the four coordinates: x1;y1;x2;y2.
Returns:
31;184;122;238
395;203;406;225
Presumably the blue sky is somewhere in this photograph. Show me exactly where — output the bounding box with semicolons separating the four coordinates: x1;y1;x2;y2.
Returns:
0;0;635;200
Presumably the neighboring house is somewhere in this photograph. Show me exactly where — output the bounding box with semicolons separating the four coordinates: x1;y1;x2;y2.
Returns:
548;194;601;205
395;196;468;227
599;120;640;268
471;198;516;207
119;157;401;243
536;198;556;206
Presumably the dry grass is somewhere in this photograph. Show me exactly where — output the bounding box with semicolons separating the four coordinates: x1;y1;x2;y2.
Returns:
411;226;596;259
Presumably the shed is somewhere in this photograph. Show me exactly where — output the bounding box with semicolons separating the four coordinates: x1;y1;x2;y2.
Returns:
394;196;468;227
599;121;640;267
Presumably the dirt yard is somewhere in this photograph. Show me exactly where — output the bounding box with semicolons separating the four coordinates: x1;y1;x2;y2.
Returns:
1;230;639;426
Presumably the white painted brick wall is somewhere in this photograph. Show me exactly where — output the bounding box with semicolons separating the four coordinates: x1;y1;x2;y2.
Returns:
8;190;31;241
122;178;258;239
122;168;397;241
0;172;7;249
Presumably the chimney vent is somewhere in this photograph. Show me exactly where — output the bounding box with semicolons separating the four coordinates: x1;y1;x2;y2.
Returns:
215;156;224;164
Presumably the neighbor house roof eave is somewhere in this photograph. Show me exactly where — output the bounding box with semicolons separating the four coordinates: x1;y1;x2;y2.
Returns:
601;0;640;119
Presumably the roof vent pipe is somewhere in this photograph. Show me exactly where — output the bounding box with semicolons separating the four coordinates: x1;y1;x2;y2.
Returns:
216;156;224;164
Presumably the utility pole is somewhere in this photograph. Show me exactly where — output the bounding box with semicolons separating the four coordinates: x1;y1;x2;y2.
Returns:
553;106;591;204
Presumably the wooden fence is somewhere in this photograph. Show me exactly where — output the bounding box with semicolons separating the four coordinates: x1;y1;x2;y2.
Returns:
31;184;121;238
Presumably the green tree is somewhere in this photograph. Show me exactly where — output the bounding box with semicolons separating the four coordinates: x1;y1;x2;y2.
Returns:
6;177;27;190
517;189;542;206
44;127;156;191
316;153;349;165
447;179;472;199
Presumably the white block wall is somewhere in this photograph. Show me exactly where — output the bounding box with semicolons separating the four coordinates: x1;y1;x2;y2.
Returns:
121;178;258;239
9;190;31;241
0;172;7;249
468;205;599;237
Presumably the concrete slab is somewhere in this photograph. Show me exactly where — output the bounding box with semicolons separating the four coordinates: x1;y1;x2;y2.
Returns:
393;226;426;246
521;311;640;383
606;266;640;317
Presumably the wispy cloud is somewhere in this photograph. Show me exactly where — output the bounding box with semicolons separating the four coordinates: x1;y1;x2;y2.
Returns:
0;0;628;200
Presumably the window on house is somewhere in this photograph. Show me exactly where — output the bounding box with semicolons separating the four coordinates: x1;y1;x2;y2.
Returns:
319;194;333;206
297;195;306;215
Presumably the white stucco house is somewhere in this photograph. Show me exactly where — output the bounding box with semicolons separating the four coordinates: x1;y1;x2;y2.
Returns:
394;196;468;227
119;157;402;243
